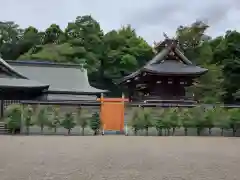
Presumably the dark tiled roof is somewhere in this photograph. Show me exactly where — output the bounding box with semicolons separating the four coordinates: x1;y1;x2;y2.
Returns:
0;58;27;78
0;77;49;88
119;45;208;84
7;60;107;94
144;60;208;75
45;94;97;101
6;60;81;68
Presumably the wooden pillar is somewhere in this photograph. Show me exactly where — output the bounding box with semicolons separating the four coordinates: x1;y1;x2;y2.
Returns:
120;93;125;133
100;93;104;135
20;104;24;134
127;83;133;102
0;100;4;120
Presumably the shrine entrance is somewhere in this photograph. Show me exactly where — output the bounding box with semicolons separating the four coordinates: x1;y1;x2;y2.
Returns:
98;97;128;132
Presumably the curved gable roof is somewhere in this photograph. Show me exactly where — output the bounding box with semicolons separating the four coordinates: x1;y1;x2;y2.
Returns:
0;58;49;90
7;60;107;94
0;77;49;88
119;43;208;84
0;58;27;78
144;60;208;75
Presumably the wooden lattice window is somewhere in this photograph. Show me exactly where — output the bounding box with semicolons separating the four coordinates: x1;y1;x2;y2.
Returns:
4;100;20;109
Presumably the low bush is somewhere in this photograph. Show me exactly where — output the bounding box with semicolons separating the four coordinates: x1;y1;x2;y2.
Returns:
5;104;22;134
128;106;240;136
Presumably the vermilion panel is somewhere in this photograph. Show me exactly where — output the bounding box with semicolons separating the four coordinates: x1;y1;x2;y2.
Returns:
98;98;127;131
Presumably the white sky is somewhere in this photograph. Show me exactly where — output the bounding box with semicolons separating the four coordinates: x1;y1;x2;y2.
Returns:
1;0;240;44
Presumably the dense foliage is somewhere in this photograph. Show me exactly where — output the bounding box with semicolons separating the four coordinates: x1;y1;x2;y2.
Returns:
5;104;22;134
3;104;240;136
89;112;101;135
129;106;240;136
4;105;98;135
1;17;239;102
61;112;76;135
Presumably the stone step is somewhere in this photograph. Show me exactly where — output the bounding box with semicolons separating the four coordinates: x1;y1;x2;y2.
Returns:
0;122;7;134
103;130;124;135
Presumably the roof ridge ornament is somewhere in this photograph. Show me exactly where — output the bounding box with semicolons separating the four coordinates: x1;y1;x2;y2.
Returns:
163;32;169;39
78;58;87;72
80;64;84;70
153;33;179;50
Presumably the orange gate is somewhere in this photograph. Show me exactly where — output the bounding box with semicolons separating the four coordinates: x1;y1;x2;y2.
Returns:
98;96;128;131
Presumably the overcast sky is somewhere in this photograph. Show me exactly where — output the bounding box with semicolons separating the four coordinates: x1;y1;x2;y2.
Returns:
1;0;240;44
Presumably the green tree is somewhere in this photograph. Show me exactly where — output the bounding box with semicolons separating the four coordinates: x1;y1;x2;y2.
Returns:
65;15;103;73
61;112;76;135
154;109;166;136
46;106;61;133
138;108;153;136
12;26;42;59
168;108;180;136
89;112;101;135
102;25;153;81
212;31;240;103
51;106;61;133
76;107;88;136
211;106;230;136
35;106;49;134
128;107;142;135
190;106;206;136
176;20;210;61
0;21;22;59
2;17;240;106
161;109;175;136
228;108;240;136
154;108;178;136
175;21;224;103
204;107;215;135
4;104;22;134
188;63;224;104
23;105;34;135
180;108;194;136
43;24;66;44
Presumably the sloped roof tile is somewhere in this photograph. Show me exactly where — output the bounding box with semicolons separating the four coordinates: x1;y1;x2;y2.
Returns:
7;61;107;94
0;77;49;88
119;42;208;84
144;60;208;75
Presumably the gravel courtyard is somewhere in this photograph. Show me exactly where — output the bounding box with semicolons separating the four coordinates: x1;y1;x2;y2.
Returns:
0;136;240;180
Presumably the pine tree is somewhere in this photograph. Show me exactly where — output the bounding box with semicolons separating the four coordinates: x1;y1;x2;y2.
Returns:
89;112;101;135
61;112;76;135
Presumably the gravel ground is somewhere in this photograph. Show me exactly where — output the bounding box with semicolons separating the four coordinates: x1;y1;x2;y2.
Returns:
0;136;240;180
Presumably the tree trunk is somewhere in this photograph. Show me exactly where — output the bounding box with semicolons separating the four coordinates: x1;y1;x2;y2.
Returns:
26;126;29;135
167;129;170;136
157;129;162;136
94;130;97;136
221;128;224;136
184;128;188;136
100;59;105;79
134;129;137;136
172;127;176;136
197;128;201;136
164;129;167;136
68;129;71;135
208;128;212;135
82;127;85;136
232;129;236;137
54;127;57;133
145;127;148;136
41;125;44;134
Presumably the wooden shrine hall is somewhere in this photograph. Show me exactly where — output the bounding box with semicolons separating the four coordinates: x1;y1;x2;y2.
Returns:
119;37;208;104
0;58;107;117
